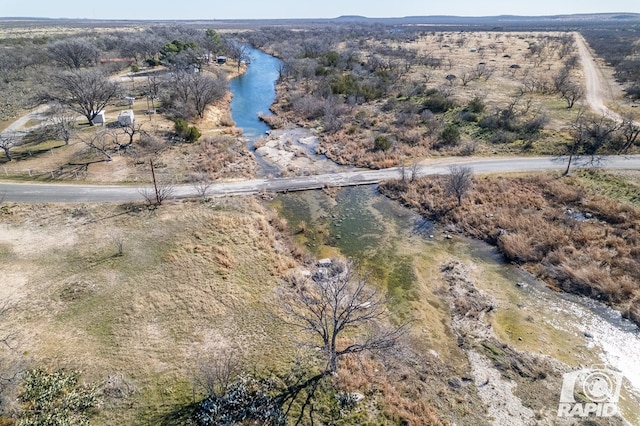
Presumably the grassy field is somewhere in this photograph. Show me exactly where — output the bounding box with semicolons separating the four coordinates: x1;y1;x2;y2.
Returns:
0;194;514;425
0;198;302;424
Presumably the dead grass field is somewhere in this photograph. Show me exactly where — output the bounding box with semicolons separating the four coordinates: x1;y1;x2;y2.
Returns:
380;170;640;326
0;197;507;425
0;198;304;424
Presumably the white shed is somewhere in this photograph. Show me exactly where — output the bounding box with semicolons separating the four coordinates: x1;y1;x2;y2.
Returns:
118;110;135;126
91;111;106;126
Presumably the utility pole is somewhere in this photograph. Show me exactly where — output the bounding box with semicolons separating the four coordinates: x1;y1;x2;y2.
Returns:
150;159;159;204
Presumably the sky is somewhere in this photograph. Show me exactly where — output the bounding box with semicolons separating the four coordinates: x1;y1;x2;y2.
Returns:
2;0;639;20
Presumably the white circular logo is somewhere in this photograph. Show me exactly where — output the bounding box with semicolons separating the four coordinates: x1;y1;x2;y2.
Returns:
583;371;615;403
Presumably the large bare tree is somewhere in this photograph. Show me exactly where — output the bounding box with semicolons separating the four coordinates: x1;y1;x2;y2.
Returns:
283;259;404;375
169;71;226;119
224;40;249;72
554;67;583;109
47;38;99;69
47;69;122;126
564;112;620;175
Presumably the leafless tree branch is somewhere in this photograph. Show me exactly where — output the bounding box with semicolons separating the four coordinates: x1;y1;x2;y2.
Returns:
283;259;405;375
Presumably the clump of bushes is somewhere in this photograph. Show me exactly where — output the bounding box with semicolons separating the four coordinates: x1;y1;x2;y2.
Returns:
420;89;455;113
379;173;640;327
195;374;285;426
438;124;461;147
174;119;202;142
460;97;486;122
373;134;392;152
18;369;98;426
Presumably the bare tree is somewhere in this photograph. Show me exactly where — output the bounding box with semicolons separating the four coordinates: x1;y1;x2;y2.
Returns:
195;351;242;398
283;259;404;375
47;69;122;126
47;103;77;145
110;233;125;256
447;165;473;206
0;132;19;161
139;183;174;206
564;113;619;175
459;70;475;86
225;40;249;72
617;115;640;154
121;32;164;64
473;63;495;81
560;83;583;109
554;67;583;108
140;160;175;205
410;160;420;182
169;71;226;119
47;38;99;69
190;73;227;118
120;121;144;146
80;130;117;162
191;172;212;199
145;73;164;113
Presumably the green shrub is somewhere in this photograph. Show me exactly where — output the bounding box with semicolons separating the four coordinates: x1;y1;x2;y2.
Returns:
374;135;392;152
174;119;189;136
439;124;461;146
421;91;455;113
174;119;201;142
467;97;485;114
186;125;202;142
459;110;479;122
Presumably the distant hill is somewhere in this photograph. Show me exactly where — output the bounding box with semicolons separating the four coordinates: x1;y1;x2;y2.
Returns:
332;13;640;25
1;13;639;28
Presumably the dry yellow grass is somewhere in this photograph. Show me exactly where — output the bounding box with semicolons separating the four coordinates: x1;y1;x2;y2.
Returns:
380;171;640;326
0;198;302;424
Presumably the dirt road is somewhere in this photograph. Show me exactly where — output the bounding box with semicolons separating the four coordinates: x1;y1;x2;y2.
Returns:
0;104;50;137
575;33;628;122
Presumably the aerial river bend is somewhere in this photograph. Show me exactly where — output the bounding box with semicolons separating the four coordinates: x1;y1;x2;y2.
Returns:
0;44;636;423
232;47;640;422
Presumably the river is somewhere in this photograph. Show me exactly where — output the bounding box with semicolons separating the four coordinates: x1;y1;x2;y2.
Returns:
228;46;282;176
229;47;640;423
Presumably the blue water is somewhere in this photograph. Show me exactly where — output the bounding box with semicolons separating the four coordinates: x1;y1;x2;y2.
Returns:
228;46;282;142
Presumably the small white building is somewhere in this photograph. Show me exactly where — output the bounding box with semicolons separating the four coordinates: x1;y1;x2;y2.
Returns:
91;111;106;126
118;110;135;126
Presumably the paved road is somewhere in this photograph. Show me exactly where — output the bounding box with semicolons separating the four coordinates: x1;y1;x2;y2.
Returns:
1;155;638;203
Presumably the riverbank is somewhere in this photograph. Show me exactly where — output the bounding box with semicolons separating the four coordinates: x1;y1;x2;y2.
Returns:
254;126;348;176
379;170;640;327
